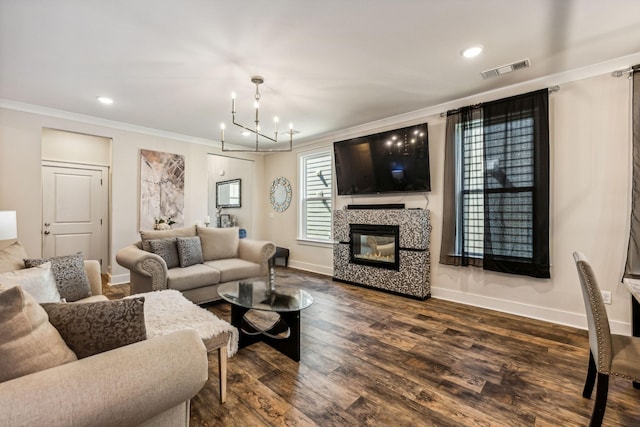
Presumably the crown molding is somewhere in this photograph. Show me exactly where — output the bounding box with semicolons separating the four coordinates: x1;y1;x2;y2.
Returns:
0;98;219;148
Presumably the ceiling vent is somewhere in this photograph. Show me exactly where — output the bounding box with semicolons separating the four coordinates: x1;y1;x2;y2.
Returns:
481;59;530;79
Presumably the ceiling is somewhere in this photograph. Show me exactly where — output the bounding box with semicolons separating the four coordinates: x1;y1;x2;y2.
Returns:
1;0;640;148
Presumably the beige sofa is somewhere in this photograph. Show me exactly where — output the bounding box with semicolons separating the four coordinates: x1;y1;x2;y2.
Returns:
0;329;208;427
0;242;209;427
116;225;276;304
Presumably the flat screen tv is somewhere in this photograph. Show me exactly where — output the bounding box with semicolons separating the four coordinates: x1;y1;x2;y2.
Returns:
334;123;430;195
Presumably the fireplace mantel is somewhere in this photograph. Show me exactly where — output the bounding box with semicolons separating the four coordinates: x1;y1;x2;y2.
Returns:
333;207;431;299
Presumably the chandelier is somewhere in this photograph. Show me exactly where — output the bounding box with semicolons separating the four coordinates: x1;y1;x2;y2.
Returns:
220;76;294;152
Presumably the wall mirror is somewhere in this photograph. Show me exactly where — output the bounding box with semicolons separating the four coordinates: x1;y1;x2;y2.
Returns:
216;178;241;208
270;176;292;212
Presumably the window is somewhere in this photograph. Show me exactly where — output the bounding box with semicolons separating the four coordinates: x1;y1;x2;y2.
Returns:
299;149;333;242
441;89;550;278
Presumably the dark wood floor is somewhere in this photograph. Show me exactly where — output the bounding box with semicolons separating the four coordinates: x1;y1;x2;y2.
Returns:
179;268;639;426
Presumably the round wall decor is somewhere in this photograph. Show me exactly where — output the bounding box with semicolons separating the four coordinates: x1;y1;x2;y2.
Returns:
270;176;292;212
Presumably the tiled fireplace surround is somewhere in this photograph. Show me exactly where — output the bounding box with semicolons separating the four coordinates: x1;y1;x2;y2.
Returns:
333;207;431;299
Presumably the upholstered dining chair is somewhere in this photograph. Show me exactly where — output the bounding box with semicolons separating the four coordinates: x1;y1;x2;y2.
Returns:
573;251;640;426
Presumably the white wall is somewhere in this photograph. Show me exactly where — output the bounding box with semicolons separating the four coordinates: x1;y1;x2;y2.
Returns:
207;154;254;234
263;71;634;333
0;107;265;284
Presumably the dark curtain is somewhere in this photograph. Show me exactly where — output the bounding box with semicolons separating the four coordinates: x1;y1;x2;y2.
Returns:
625;66;640;278
440;107;483;267
482;89;550;278
440;89;550;279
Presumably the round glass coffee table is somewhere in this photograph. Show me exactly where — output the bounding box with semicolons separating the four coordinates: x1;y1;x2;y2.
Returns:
217;279;313;361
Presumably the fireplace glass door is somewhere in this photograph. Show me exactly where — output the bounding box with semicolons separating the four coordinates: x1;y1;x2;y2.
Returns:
349;224;400;270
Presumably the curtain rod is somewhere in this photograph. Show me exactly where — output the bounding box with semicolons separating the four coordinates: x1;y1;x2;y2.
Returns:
439;85;560;117
611;67;633;78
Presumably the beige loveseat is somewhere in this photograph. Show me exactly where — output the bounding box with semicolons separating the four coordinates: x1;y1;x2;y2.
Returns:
0;241;209;427
116;225;276;304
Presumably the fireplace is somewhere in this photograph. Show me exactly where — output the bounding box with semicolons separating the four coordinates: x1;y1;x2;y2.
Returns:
349;224;400;271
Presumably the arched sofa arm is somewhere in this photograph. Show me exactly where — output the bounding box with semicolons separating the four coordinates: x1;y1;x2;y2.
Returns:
0;329;208;427
116;243;169;294
238;240;276;275
83;260;103;296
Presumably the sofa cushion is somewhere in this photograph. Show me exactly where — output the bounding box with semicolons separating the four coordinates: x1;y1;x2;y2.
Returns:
0;286;77;383
197;226;239;261
176;236;204;267
0;241;28;273
148;238;180;269
140;225;197;252
204;258;261;283
24;252;92;302
167;264;221;291
0;262;61;303
42;297;147;359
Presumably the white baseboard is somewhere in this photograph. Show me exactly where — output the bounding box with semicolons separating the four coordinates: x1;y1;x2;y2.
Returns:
431;287;631;335
109;273;130;286
288;260;333;277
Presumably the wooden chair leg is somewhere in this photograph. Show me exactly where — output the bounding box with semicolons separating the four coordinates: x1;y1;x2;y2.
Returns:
218;346;227;404
583;351;597;398
590;373;609;427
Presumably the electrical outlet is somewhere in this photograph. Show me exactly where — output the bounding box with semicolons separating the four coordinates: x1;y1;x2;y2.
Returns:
601;290;612;305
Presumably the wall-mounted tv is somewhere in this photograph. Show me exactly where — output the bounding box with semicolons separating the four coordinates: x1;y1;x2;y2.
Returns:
334;123;430;196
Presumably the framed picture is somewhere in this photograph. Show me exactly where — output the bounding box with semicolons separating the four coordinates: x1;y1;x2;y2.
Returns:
139;149;185;231
220;214;231;228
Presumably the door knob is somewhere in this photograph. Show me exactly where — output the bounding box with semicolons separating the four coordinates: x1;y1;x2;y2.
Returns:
44;230;50;235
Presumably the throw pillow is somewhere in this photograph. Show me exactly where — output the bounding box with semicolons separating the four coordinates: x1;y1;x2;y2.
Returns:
140;225;197;252
148;238;180;269
0;286;77;383
24;252;91;302
0;241;28;273
42;297;147;359
176;236;204;267
197;226;239;261
0;262;62;303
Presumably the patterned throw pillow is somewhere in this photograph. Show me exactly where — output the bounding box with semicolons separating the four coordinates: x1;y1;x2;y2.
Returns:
0;262;61;303
42;297;147;359
24;252;92;302
0;286;77;383
148;238;180;269
176;236;204;267
140;225;197;252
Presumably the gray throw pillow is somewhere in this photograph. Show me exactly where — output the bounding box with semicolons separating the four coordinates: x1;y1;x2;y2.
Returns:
24;252;92;302
176;236;204;267
42;297;147;359
147;238;180;269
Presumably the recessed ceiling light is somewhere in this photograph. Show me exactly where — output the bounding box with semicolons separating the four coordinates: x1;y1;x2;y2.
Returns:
461;45;484;58
97;96;114;105
241;131;251;136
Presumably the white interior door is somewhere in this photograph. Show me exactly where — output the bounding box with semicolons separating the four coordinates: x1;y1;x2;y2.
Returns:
42;164;107;268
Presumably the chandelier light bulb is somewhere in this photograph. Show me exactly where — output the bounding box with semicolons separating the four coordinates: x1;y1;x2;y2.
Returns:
221;75;294;152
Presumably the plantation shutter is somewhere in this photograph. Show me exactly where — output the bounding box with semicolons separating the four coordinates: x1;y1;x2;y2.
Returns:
302;152;332;240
